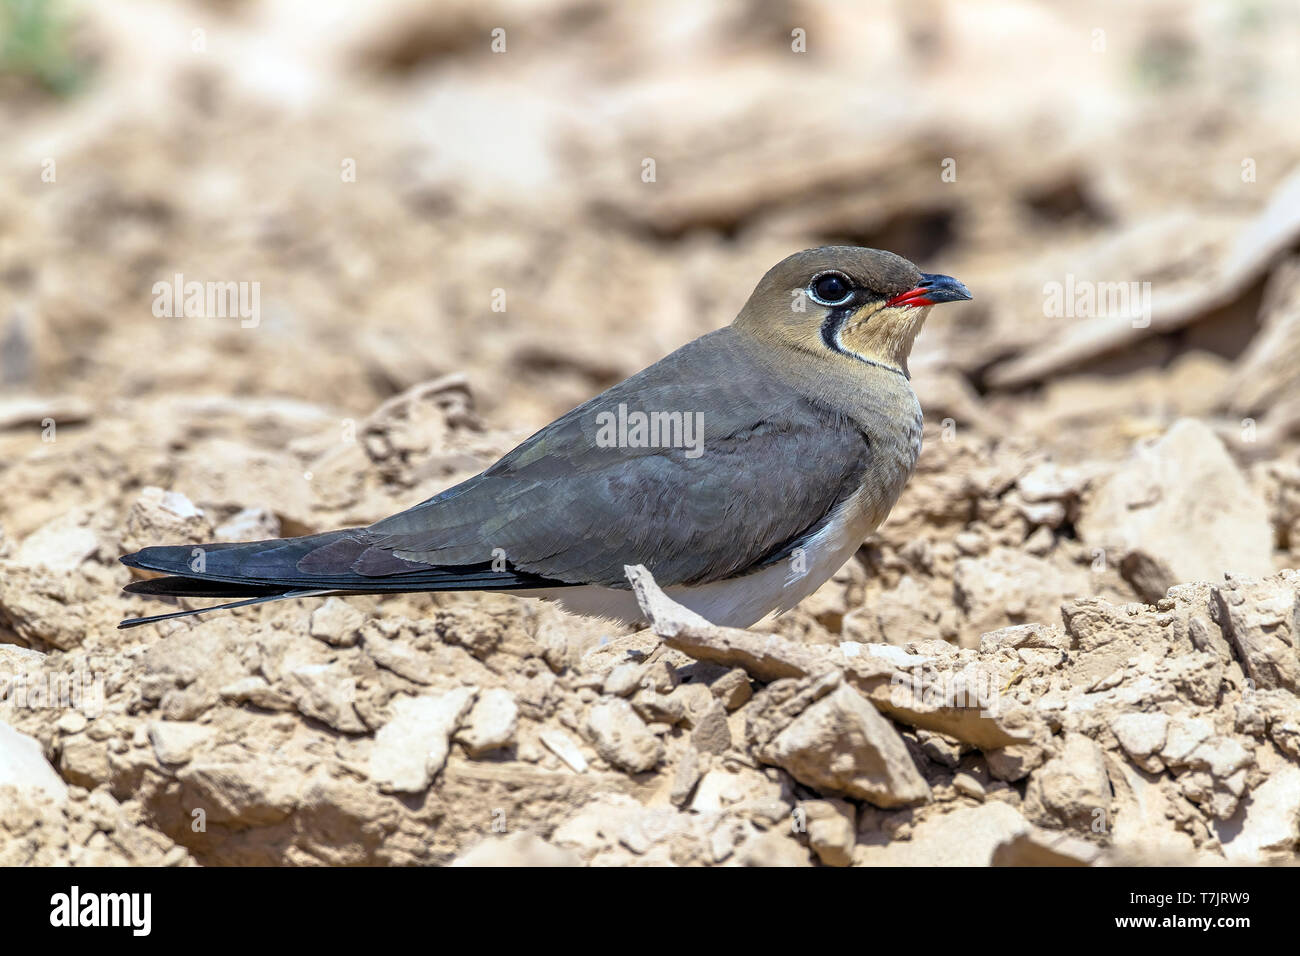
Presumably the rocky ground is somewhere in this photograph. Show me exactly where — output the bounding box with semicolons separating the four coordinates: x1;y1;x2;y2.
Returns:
0;0;1298;865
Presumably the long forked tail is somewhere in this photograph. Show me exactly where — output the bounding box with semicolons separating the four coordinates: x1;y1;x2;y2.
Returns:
118;569;336;628
118;528;569;629
117;586;334;629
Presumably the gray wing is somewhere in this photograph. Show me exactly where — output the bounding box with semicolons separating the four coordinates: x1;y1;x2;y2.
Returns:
364;328;875;587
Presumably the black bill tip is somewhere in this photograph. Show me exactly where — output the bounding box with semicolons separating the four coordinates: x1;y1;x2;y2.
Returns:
885;272;972;308
916;272;972;303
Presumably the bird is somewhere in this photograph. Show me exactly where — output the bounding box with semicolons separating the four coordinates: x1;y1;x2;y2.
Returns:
118;246;971;630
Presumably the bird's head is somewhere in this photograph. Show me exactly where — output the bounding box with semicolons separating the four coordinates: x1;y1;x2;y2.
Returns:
733;246;971;377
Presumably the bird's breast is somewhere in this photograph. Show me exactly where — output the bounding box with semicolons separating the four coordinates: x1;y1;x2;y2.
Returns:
852;382;924;520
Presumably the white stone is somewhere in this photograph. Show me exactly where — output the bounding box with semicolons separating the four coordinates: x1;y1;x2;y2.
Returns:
586;699;663;773
538;728;587;773
760;683;929;807
1215;765;1300;863
1080;420;1274;592
308;597;365;647
0;721;67;803
455;687;518;756
147;721;215;766
1110;712;1169;757
856;803;1030;866
369;688;477;793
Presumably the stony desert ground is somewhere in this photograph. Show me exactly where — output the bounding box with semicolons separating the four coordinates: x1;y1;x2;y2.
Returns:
0;0;1298;865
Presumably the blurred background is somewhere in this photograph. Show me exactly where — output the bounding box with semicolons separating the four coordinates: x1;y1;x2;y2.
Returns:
1;0;1299;645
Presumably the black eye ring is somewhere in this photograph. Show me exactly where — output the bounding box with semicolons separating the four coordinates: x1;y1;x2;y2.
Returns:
808;271;854;306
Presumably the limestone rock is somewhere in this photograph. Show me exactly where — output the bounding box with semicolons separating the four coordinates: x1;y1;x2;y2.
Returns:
452;832;581;867
586;699;663;773
369;688;477;793
309;597;365;648
213;507;280;543
17;511;103;572
1222;255;1300;417
1025;733;1111;829
1211;571;1299;693
690;766;792;822
0;721;66;803
147;720;215;766
800;798;856;867
455;687;518;756
538;728;588;774
670;682;717;728
601;663;642;698
955;548;1091;634
1079;419;1274;592
979;622;1072;653
1108;760;1202;863
362;631;438;684
669;747;703;807
285;665;366;734
856;803;1030;866
953;772;986;800
740;830;813;867
759;682;929;807
1160;717;1214;764
218;676;294;711
1162;583;1233;662
122;487;212;557
986;743;1046;782
992;826;1102;865
1214;765;1300;862
689;700;731;755
711;668;752;710
631;687;686;725
58;734;110;789
176;759;299;827
1109;712;1169;772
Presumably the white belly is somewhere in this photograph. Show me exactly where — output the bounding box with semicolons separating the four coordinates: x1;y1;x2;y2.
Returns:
515;484;887;628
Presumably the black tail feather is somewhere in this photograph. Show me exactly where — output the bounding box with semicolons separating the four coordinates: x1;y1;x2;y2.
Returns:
117;590;334;629
118;530;574;629
120;530;567;593
124;576;293;599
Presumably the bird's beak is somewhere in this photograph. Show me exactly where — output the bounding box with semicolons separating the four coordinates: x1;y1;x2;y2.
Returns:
885;273;973;308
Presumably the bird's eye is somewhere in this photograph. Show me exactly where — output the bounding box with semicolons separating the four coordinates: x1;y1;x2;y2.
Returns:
809;271;852;305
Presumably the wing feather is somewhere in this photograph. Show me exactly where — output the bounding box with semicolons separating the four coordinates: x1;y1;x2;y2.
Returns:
366;328;874;587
